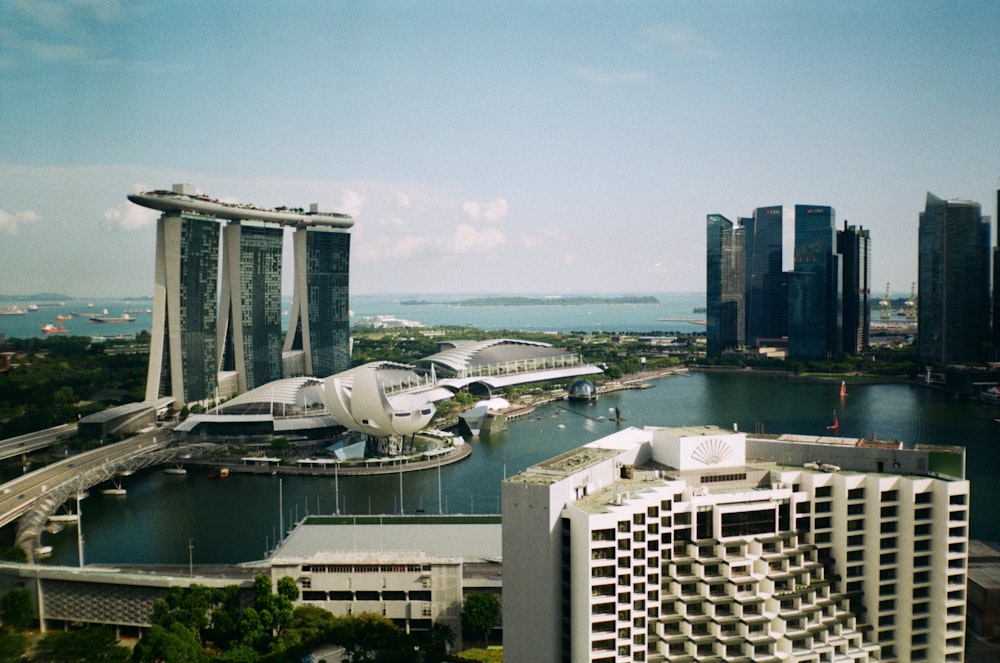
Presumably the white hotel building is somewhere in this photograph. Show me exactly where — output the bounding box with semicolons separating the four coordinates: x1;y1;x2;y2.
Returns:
502;425;969;663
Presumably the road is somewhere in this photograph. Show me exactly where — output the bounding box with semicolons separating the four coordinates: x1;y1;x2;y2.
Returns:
0;423;76;462
0;428;172;531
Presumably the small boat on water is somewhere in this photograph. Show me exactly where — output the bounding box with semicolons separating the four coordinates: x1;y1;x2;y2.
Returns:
0;306;24;316
840;381;847;398
35;546;53;559
826;411;840;432
208;468;230;479
164;466;187;475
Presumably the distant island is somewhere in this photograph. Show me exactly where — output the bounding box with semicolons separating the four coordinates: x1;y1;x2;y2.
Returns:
401;295;659;306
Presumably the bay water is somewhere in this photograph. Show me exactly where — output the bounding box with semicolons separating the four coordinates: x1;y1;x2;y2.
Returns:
40;371;1000;567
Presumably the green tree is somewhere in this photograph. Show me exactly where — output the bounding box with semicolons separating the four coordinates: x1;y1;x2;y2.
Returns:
34;626;130;663
132;622;207;663
276;575;299;602
0;587;34;630
270;605;336;658
330;612;417;663
420;622;455;662
461;593;500;647
0;629;30;663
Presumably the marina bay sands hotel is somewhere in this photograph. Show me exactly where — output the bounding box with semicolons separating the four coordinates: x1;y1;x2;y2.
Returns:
128;184;353;407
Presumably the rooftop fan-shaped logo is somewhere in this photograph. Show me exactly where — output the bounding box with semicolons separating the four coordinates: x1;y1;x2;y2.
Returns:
691;438;732;466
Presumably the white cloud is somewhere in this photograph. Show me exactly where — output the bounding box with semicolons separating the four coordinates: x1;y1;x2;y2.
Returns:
642;23;720;58
340;189;367;218
0;209;40;235
519;234;542;249
354;234;428;263
103;200;156;231
462;198;509;223
439;224;506;254
562;253;574;265
396;192;411;208
572;67;648;84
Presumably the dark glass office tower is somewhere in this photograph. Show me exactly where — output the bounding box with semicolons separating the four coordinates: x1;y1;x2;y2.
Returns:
837;223;871;355
744;206;786;346
219;221;284;392
917;192;991;365
706;214;745;357
994;189;1000;361
788;205;841;358
285;226;351;377
146;212;220;404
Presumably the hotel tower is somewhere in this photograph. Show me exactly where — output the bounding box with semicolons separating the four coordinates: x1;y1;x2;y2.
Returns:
129;184;354;407
504;425;968;662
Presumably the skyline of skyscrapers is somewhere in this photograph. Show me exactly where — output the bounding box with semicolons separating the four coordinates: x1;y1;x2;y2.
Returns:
706;204;869;360
130;185;353;408
917;192;992;366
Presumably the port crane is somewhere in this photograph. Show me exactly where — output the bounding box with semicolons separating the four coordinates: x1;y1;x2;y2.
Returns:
905;282;917;319
879;282;892;320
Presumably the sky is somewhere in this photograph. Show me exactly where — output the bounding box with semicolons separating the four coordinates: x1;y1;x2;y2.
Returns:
1;1;999;298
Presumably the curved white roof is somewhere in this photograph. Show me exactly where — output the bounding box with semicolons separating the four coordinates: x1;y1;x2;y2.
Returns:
415;338;565;375
216;377;326;415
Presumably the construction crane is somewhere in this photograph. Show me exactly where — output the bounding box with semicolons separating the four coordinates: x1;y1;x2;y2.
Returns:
879;282;891;320
905;282;917;319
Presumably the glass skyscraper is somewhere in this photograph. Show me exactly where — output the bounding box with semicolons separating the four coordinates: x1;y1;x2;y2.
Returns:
706;214;744;357
219;221;285;392
284;226;351;378
788;205;841;358
133;185;354;409
744;206;786;346
146;211;220;404
838;223;871;356
917;192;991;365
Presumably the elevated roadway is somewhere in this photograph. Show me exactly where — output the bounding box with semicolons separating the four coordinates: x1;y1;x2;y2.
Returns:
0;424;76;462
0;428;210;559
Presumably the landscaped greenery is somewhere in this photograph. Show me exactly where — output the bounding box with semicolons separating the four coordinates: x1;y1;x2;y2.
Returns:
0;334;148;438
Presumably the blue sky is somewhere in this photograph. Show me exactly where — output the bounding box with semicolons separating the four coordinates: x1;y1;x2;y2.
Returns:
1;1;998;297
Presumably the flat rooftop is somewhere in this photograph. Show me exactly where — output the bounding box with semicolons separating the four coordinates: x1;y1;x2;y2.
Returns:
271;515;502;563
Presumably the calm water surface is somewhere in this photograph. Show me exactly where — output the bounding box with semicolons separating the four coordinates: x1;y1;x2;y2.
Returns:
41;372;1000;567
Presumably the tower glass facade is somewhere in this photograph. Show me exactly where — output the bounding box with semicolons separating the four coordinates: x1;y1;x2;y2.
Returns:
285;226;351;378
838;223;871;355
917;192;991;365
789;205;841;358
744;206;785;346
706;214;745;357
147;212;220;404
220;222;284;392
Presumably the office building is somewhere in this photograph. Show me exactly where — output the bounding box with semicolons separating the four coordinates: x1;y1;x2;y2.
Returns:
743;206;786;347
283;221;351;378
503;425;968;663
218;220;285;393
706;214;745;357
837;223;871;355
788;205;841;358
993;189;1000;361
917;192;991;366
129;185;354;408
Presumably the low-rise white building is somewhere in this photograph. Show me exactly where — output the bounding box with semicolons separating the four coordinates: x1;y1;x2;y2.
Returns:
268;516;502;647
502;425;968;663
